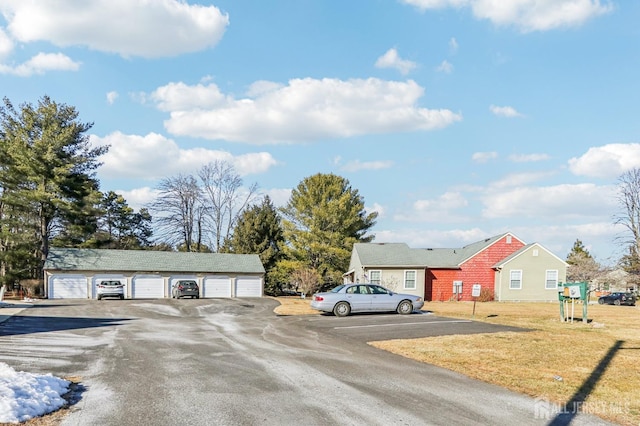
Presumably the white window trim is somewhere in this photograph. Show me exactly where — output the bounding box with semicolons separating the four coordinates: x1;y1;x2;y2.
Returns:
545;270;558;290
369;270;382;285
404;270;417;290
509;269;522;290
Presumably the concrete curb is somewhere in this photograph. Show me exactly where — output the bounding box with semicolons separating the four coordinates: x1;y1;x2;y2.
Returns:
0;301;33;324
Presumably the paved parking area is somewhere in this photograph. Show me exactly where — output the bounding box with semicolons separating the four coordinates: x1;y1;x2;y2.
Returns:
297;311;528;341
0;299;609;426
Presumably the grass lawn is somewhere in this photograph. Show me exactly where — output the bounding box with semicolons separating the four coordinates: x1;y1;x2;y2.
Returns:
274;297;640;425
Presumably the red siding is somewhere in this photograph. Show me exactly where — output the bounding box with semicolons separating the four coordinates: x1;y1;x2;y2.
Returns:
424;236;525;301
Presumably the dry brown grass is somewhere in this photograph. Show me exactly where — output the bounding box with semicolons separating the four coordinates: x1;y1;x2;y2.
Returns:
275;297;640;425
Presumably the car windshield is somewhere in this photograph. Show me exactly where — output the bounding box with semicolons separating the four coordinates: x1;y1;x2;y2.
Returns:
101;281;120;286
179;281;197;287
330;285;346;293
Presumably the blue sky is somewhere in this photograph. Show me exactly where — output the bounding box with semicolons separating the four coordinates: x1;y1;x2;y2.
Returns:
1;0;638;265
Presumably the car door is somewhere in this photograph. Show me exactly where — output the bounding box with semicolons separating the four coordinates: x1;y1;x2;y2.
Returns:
344;285;373;312
369;285;397;311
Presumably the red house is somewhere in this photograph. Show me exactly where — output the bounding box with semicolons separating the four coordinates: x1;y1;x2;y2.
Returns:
345;232;566;302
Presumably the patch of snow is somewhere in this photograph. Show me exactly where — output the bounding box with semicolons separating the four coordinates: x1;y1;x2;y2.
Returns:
0;362;70;423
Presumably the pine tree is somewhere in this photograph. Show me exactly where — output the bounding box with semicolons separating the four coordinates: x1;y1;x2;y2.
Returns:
566;239;601;283
223;196;284;295
0;96;107;280
279;173;377;286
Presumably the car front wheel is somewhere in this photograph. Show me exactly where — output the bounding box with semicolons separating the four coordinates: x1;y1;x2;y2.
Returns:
333;301;351;317
598;299;604;305
397;300;413;315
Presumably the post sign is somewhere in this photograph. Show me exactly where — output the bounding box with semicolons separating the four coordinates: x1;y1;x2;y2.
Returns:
472;284;481;298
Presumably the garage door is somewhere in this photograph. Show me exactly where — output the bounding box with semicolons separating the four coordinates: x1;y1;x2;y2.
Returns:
92;275;127;299
49;275;88;299
132;275;165;299
203;275;231;298
235;276;262;298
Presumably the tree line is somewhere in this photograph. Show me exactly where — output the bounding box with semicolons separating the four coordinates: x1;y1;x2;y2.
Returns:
2;96;640;297
0;96;377;296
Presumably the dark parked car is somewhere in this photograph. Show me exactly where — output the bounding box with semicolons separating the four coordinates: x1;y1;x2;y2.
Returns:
598;292;636;306
172;280;200;299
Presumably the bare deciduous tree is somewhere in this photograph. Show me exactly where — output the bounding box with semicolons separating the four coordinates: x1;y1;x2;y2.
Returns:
290;267;322;296
199;160;258;252
149;174;206;252
614;168;640;267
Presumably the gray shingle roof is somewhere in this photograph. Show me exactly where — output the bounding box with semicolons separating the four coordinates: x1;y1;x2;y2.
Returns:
355;233;515;268
45;248;265;274
353;243;427;267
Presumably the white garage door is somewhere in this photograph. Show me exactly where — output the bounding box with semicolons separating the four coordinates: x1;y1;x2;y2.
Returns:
235;276;262;298
92;275;127;299
49;275;88;299
203;275;231;298
132;275;165;299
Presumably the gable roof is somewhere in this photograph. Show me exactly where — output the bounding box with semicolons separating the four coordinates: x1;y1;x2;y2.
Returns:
44;248;265;274
354;232;527;269
492;243;568;268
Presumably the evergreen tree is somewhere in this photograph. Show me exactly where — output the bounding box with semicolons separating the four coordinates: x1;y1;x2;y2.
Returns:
566;239;601;283
279;173;377;286
0;96;107;280
223;195;285;295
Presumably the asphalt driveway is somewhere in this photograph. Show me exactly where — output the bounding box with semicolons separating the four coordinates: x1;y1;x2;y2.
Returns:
0;298;610;426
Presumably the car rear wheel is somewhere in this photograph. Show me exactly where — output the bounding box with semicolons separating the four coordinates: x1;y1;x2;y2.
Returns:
397;300;413;315
333;301;351;317
614;299;621;306
598;298;604;305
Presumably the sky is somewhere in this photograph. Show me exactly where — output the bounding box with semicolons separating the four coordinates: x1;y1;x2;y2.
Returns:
0;361;69;423
1;0;639;266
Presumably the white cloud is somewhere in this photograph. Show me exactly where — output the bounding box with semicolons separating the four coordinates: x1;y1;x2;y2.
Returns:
91;132;278;179
395;192;469;222
0;29;13;59
490;104;523;117
153;77;461;144
489;171;556;188
508;153;550;162
481;183;616;219
472;151;498;163
341;160;394;172
106;91;119;105
262;188;291;207
401;0;612;32
0;0;229;58
568;143;640;179
114;187;160;211
150;82;228;112
449;37;459;54
436;60;453;73
0;52;80;76
375;48;417;75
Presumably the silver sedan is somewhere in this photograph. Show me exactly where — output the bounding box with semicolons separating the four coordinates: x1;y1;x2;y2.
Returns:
310;284;424;317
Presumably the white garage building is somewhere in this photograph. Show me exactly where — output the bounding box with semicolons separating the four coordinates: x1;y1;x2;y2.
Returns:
44;248;265;299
